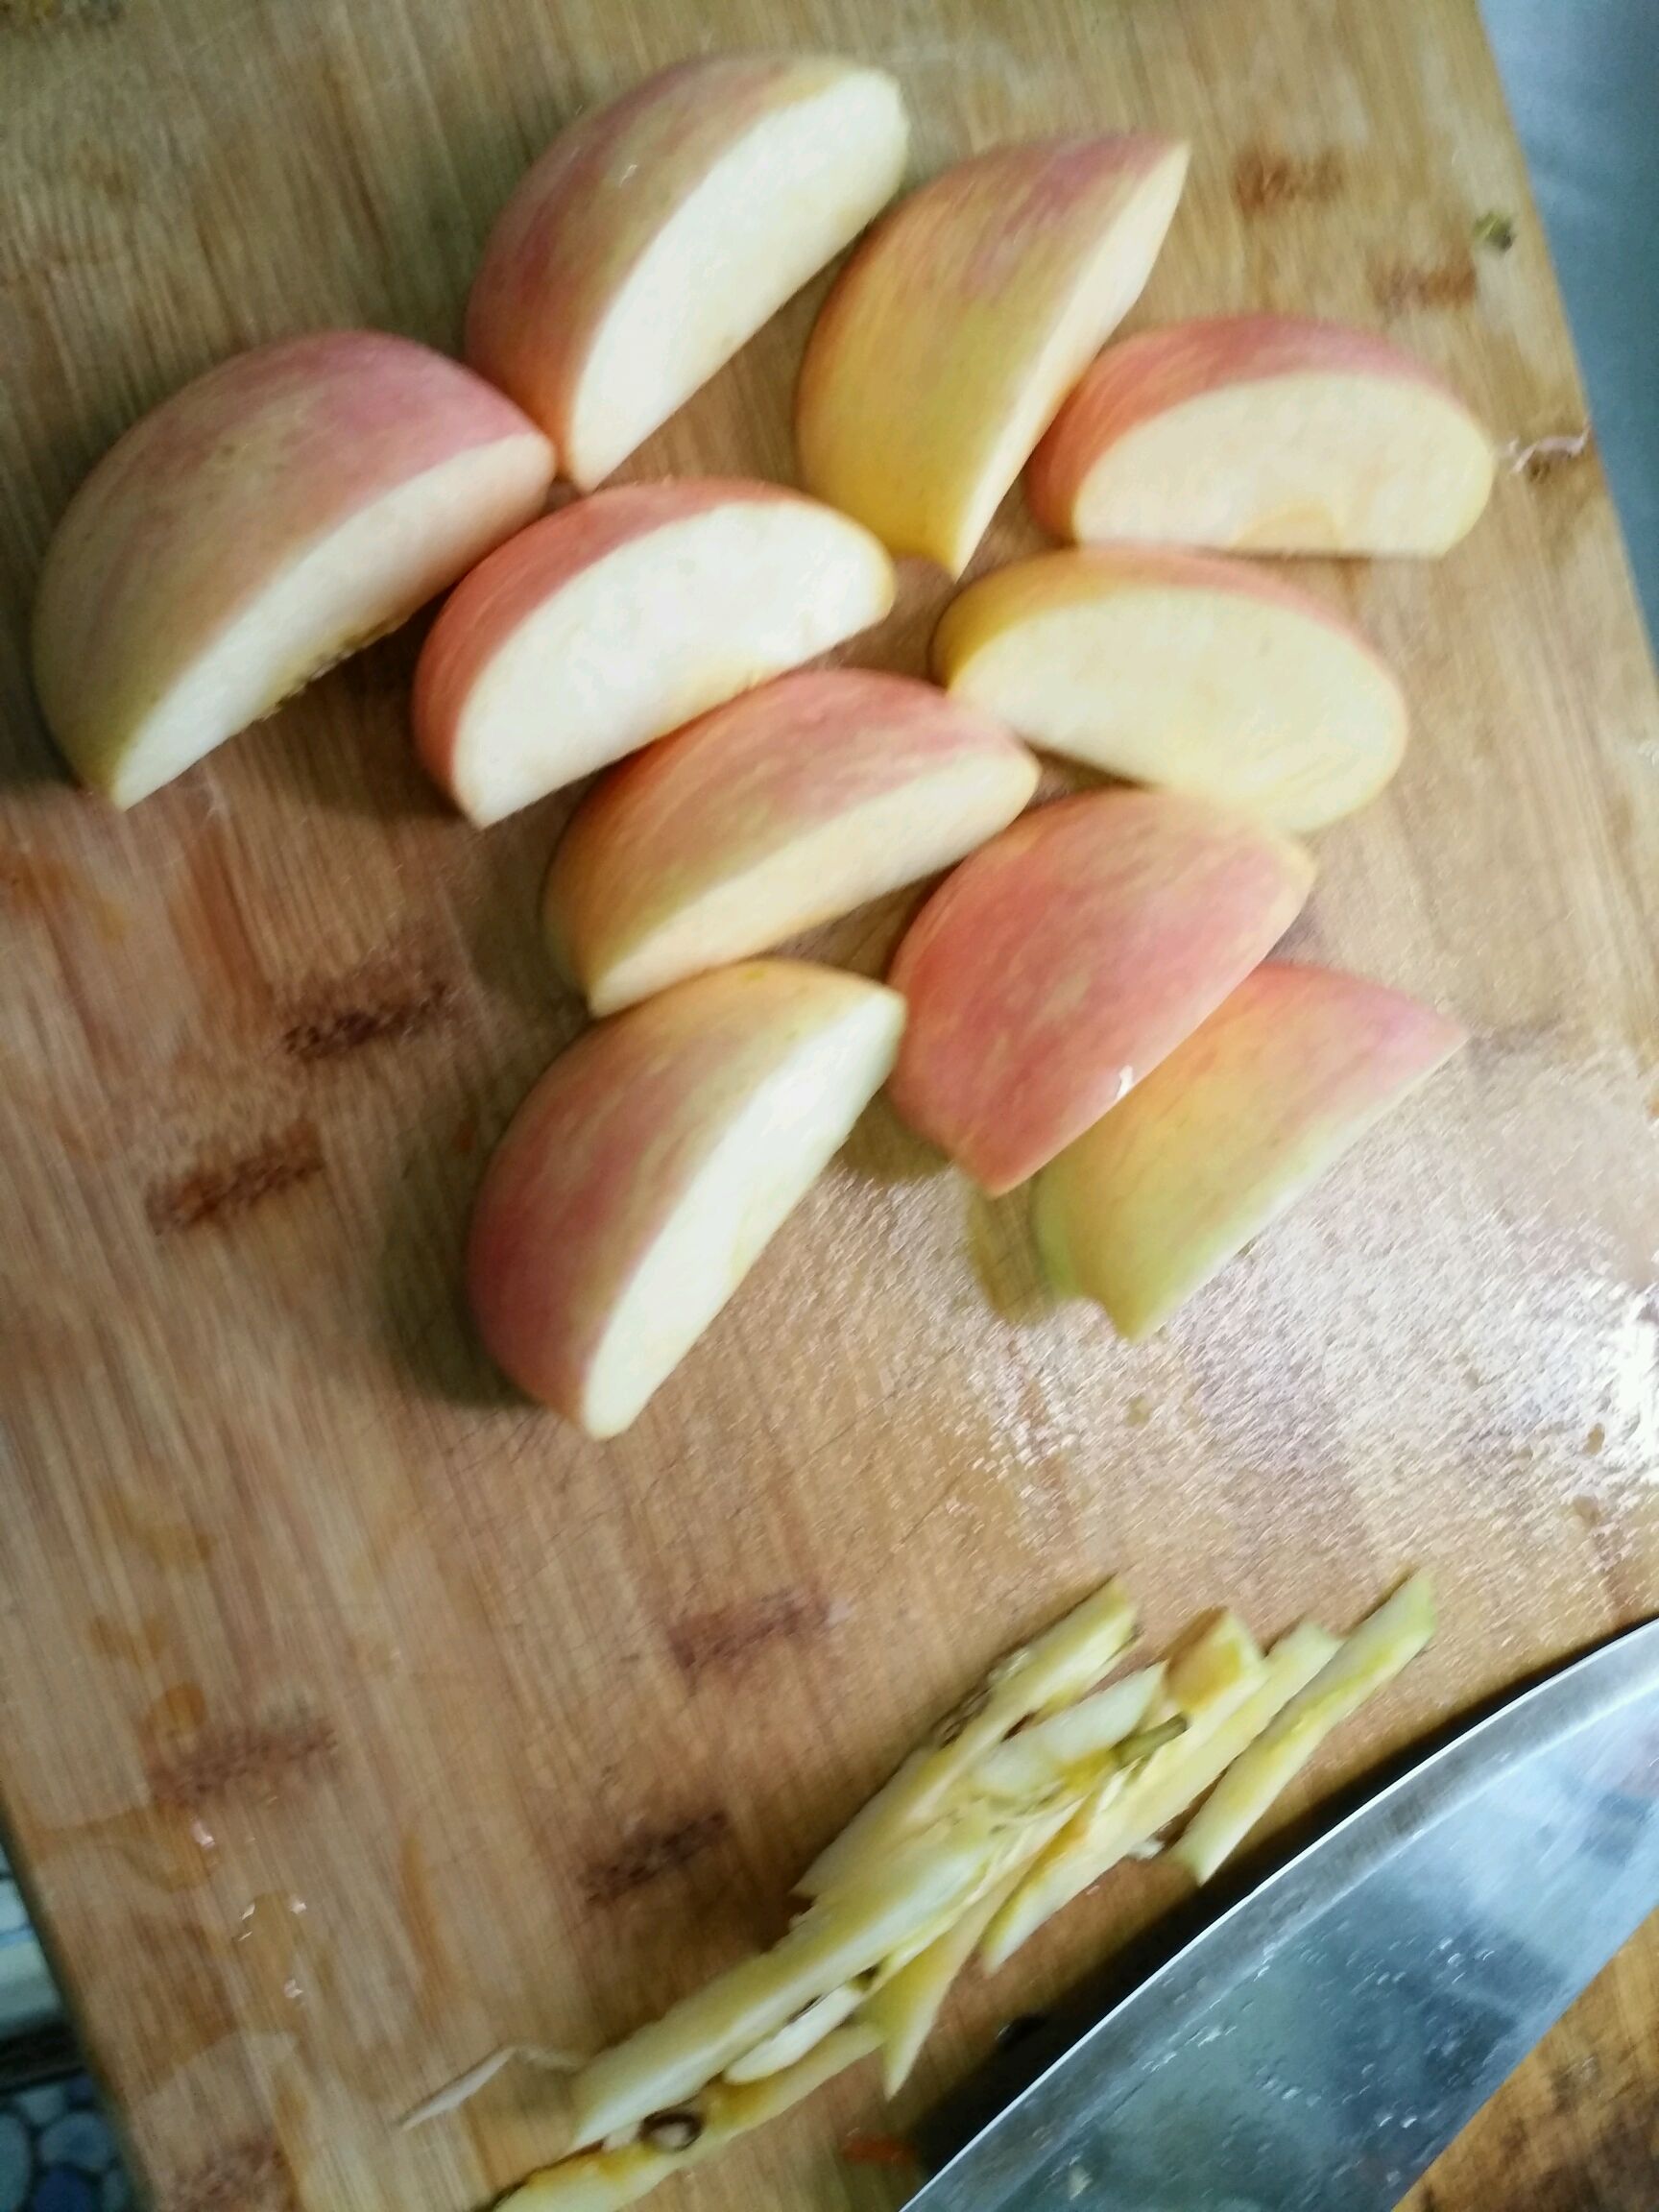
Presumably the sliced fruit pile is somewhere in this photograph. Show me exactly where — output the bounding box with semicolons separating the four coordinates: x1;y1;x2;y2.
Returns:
32;51;1484;1427
449;1569;1433;2207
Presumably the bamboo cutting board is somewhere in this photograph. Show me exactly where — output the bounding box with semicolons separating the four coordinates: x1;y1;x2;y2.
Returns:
2;1;1657;2206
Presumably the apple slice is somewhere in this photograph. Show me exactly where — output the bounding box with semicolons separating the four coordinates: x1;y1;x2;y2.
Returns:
413;482;895;825
1027;314;1494;554
467;961;903;1435
467;57;909;491
795;134;1190;575
1033;961;1466;1338
32;332;554;806
886;792;1312;1192
544;669;1038;1014
932;546;1407;831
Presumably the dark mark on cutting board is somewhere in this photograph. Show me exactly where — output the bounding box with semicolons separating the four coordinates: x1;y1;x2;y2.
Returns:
279;952;455;1062
147;1712;338;1806
1371;252;1478;314
145;1120;325;1233
167;2132;295;2212
668;1589;830;1681
1233;146;1343;214
584;1810;733;1904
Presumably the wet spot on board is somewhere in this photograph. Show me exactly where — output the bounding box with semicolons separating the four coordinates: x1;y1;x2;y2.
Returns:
145;1121;324;1232
667;1589;830;1682
1233;147;1343;214
1370;252;1478;314
146;1712;338;1808
278;950;455;1063
167;2132;294;2212
583;1811;733;1905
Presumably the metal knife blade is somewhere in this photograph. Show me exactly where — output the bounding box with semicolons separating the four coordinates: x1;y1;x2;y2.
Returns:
910;1616;1659;2212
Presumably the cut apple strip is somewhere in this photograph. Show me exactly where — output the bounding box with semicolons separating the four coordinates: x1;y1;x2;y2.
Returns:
1173;1575;1436;1886
1033;961;1466;1339
887;791;1313;1192
1027;314;1494;555
798;1576;1136;1898
970;1665;1164;1805
32;332;554;806
414;482;895;825
505;2026;879;2210
545;670;1039;1014
721;1982;867;2084
796;135;1190;574
566;1815;998;2149
982;1622;1337;1968
468;56;909;490
933;546;1407;831
980;1611;1265;1970
467;961;903;1435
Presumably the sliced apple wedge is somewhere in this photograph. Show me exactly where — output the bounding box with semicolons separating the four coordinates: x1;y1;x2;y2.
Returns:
796;134;1190;574
414;482;894;824
467;56;909;490
467;961;903;1435
886;792;1312;1193
545;670;1039;1013
1033;961;1466;1338
32;332;554;806
1027;314;1494;554
933;547;1407;831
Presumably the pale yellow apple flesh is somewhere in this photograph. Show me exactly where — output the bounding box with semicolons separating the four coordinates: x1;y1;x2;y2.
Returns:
1033;959;1466;1338
466;961;902;1437
545;668;1038;1013
468;56;909;490
505;2027;879;2210
796;135;1190;574
1173;1575;1435;1884
413;482;895;825
1027;314;1494;554
933;545;1407;831
31;331;553;805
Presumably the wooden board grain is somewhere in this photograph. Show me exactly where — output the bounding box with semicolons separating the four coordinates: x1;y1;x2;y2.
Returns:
1;1;1656;2207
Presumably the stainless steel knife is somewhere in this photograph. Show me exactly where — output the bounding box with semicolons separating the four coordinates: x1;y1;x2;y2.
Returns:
910;1616;1659;2212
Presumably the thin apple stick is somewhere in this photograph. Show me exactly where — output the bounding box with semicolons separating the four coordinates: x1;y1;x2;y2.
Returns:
980;1611;1266;1969
720;1982;866;2084
798;1577;1136;1897
505;2026;879;2211
970;1664;1164;1804
864;1864;1029;2099
567;1815;998;2148
1173;1575;1434;1886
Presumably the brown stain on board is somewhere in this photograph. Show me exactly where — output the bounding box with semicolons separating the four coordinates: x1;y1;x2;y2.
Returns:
278;951;455;1064
1371;252;1478;313
166;2132;295;2212
146;1711;339;1808
583;1810;733;1905
667;1590;830;1682
145;1121;325;1233
1233;146;1344;213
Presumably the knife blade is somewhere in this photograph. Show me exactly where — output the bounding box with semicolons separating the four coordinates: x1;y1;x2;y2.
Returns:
910;1616;1659;2212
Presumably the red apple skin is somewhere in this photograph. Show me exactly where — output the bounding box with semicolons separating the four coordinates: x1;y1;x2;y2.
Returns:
411;480;888;813
885;790;1314;1192
467;960;897;1423
465;55;906;487
1026;314;1492;550
1033;961;1467;1337
32;332;554;803
545;668;1039;1012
